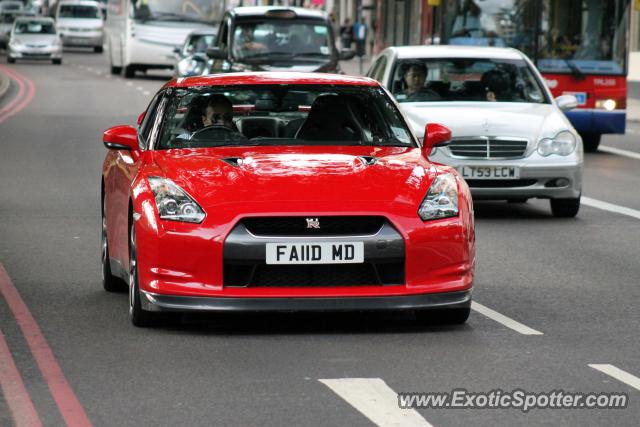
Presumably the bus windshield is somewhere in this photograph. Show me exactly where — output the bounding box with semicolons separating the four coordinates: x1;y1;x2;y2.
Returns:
440;0;630;75
131;0;220;24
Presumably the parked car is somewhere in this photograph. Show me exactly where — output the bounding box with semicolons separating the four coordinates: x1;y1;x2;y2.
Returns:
174;29;217;78
55;0;103;52
206;7;354;74
1;9;23;49
7;16;62;64
0;1;23;13
368;45;583;217
100;72;474;327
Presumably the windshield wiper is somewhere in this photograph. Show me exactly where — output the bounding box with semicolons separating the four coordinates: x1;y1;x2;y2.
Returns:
291;52;330;58
564;58;585;81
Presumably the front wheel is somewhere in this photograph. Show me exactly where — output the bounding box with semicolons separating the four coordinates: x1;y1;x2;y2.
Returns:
7;56;15;64
128;220;161;327
102;212;127;293
123;64;136;78
550;196;581;218
581;133;601;152
52;58;62;65
94;46;103;53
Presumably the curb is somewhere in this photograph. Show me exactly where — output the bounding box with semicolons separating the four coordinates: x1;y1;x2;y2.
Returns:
0;68;10;100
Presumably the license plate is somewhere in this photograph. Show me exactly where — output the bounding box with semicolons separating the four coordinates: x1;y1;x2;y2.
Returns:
563;91;587;106
266;242;364;265
459;166;520;179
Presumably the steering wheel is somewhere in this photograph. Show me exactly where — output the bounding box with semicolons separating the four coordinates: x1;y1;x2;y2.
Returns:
191;125;237;139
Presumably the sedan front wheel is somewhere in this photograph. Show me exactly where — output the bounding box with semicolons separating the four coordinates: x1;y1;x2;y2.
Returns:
128;220;161;327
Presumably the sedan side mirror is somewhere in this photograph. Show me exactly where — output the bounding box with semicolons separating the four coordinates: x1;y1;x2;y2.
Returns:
137;112;145;125
421;123;452;158
339;49;356;60
173;46;181;55
556;94;578;111
103;125;138;150
206;46;227;60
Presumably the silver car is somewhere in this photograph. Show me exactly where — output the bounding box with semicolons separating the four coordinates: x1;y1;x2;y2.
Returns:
8;17;63;64
368;45;583;217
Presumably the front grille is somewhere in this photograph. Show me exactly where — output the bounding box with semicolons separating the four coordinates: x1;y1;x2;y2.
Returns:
449;138;528;159
466;179;537;188
224;262;404;287
242;216;384;237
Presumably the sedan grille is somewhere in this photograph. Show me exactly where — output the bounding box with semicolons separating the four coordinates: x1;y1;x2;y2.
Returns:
449;137;528;159
242;216;384;237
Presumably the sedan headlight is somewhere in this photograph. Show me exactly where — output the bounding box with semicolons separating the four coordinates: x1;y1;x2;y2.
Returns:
148;177;205;223
537;131;577;156
418;173;459;221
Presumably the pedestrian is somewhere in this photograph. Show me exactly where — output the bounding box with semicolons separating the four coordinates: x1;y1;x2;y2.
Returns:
339;18;353;50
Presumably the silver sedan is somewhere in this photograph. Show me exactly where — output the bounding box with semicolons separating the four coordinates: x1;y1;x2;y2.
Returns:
368;45;583;217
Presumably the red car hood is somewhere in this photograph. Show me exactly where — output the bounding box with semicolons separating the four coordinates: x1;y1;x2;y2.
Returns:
149;145;441;215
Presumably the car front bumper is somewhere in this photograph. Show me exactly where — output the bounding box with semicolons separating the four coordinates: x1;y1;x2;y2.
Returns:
9;45;62;59
430;150;583;200
60;31;103;47
140;289;472;312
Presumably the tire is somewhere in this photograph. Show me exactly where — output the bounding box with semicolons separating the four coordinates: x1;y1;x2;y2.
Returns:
581;133;601;152
110;65;122;75
550;196;581;218
102;205;127;292
123;64;136;78
7;56;15;64
128;220;161;327
94;46;103;53
415;306;471;326
52;58;62;65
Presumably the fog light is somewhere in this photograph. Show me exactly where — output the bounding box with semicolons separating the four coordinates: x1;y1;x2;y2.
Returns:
595;99;616;111
545;178;570;188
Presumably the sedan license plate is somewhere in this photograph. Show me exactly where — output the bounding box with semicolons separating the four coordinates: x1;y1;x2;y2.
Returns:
266;242;364;265
459;166;520;179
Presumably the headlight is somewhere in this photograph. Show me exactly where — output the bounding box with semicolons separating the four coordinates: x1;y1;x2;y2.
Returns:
177;58;206;77
537;131;577;156
148;177;205;223
418;173;459;221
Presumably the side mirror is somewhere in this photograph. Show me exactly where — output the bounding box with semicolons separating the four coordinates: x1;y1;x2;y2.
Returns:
137;112;145;125
173;46;181;55
339;49;356;60
206;46;226;60
421;123;452;157
556;94;578;111
103;125;138;150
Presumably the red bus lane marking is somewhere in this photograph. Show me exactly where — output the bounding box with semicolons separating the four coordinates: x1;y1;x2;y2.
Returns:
0;65;36;124
0;329;43;427
0;264;93;427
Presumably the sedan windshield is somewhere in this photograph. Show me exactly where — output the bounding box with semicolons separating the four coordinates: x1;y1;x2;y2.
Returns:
156;85;415;150
15;21;56;34
392;58;548;104
59;5;101;19
232;20;331;61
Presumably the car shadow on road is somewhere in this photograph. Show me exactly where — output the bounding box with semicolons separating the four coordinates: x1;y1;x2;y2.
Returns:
147;310;472;336
473;200;557;220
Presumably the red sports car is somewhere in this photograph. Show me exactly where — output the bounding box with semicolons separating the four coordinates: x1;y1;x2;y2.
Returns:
101;73;475;327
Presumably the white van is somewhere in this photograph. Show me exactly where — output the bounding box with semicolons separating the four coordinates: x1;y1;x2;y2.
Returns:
56;0;104;52
106;0;219;78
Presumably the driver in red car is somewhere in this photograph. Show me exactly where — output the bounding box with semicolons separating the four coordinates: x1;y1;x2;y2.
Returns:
202;94;235;129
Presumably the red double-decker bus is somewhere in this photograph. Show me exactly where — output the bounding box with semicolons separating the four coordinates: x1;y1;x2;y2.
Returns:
437;0;631;151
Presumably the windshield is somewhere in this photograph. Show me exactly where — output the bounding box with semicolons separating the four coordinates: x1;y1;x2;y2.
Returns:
232;20;332;60
391;58;548;104
132;0;220;24
15;21;56;34
440;0;630;75
59;5;101;19
157;85;415;150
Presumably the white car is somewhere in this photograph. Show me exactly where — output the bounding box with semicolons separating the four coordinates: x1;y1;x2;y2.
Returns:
8;16;62;64
368;45;583;217
55;0;103;52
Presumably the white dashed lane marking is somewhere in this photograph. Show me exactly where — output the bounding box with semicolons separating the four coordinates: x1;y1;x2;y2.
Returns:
472;302;543;335
589;364;640;391
581;197;640;221
319;378;432;427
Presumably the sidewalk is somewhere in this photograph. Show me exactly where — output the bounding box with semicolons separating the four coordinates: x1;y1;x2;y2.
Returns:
339;56;372;77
